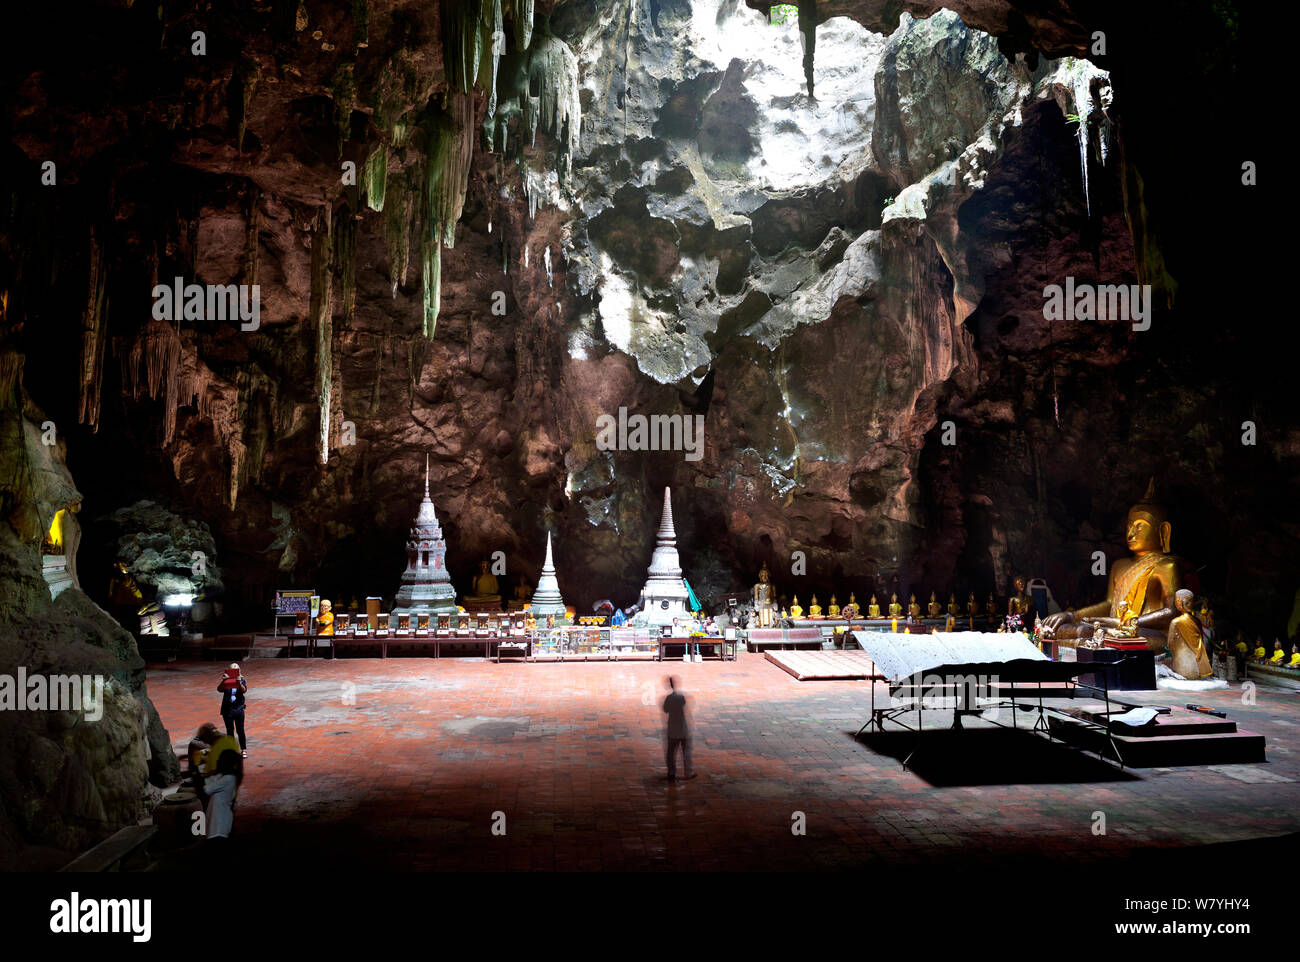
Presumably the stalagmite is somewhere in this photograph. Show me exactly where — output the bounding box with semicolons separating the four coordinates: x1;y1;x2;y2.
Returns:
544;245;552;287
421;234;441;339
309;205;334;464
77;229;107;433
478;0;503;125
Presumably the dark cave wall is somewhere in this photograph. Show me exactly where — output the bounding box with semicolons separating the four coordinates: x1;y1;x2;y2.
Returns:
0;0;1287;641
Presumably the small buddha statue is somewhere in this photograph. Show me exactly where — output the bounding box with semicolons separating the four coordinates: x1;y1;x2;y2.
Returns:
1007;576;1035;618
888;593;903;617
1233;632;1248;656
986;592;997;618
349;596;359;612
868;594;881;618
1289;645;1300;668
317;599;335;636
1041;480;1182;650
966;592;978;618
1269;640;1285;665
808;595;823;619
827;595;840;618
927;592;942;617
790;595;804;619
1165;589;1211;680
947;593;961;617
1253;637;1267;664
465;559;503;608
907;594;922;619
841;595;859;620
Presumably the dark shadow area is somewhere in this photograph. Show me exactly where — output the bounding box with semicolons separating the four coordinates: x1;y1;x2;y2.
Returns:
855;724;1141;786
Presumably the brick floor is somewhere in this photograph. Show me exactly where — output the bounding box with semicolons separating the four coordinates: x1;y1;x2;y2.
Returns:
144;655;1300;871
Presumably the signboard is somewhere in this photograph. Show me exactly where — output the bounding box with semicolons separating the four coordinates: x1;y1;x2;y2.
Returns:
275;590;315;615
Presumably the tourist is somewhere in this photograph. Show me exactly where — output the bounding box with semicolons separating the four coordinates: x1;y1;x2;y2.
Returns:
218;663;249;757
202;745;243;850
186;722;222;783
662;676;695;782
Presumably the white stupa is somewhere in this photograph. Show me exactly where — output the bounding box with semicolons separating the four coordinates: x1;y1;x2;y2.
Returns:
529;531;567;617
638;487;691;626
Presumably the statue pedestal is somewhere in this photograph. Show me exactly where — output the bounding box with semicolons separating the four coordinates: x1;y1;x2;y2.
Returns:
1077;646;1156;691
463;598;504;614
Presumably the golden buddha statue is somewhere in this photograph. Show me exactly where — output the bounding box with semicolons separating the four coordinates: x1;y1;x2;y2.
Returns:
513;573;533;604
1165;589;1211;680
808;595;823;619
827;595;840;618
752;563;777;628
1253;637;1267;663
1041;480;1182;649
1007;576;1034;618
926;592;942;617
888;593;902;617
985;592;997;617
1289;645;1300;668
790;595;804;619
841;594;859;620
465;559;503;609
1269;640;1285;665
966;592;978;618
947;593;961;617
868;594;881;618
317;598;335;636
907;594;921;619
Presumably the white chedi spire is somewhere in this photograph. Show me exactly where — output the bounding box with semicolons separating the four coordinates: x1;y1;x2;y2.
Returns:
530;531;567;617
639;487;691;625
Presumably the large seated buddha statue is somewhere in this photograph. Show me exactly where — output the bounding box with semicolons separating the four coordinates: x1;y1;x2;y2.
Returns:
926;592;942;617
867;594;881;618
827;595;840;619
464;559;503;611
808;594;823;619
907;594;922;620
1041;480;1182;649
888;593;902;618
789;595;804;619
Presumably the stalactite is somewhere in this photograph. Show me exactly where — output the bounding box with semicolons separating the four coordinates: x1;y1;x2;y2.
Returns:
479;0;503;116
243;184;260;286
331;62;357;158
309;205;334;464
335;203;357;324
352;0;370;48
424;93;475;248
385;182;411;297
505;0;533;51
442;0;484;94
77;228;108;432
419;93;475;337
798;0;817;99
525;32;581;179
363;143;387;212
232;56;261;153
421;234;441;339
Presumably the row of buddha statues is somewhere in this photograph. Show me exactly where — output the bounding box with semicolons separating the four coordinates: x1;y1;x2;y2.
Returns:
751;563;1030;627
749;479;1238;682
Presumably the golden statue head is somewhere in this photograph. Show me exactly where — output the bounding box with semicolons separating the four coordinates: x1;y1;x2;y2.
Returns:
1127;477;1171;554
1013;576;1026;592
759;564;770;583
1174;588;1194;614
929;591;937;601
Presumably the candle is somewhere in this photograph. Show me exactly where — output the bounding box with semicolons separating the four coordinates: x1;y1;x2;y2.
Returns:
891;617;897;633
